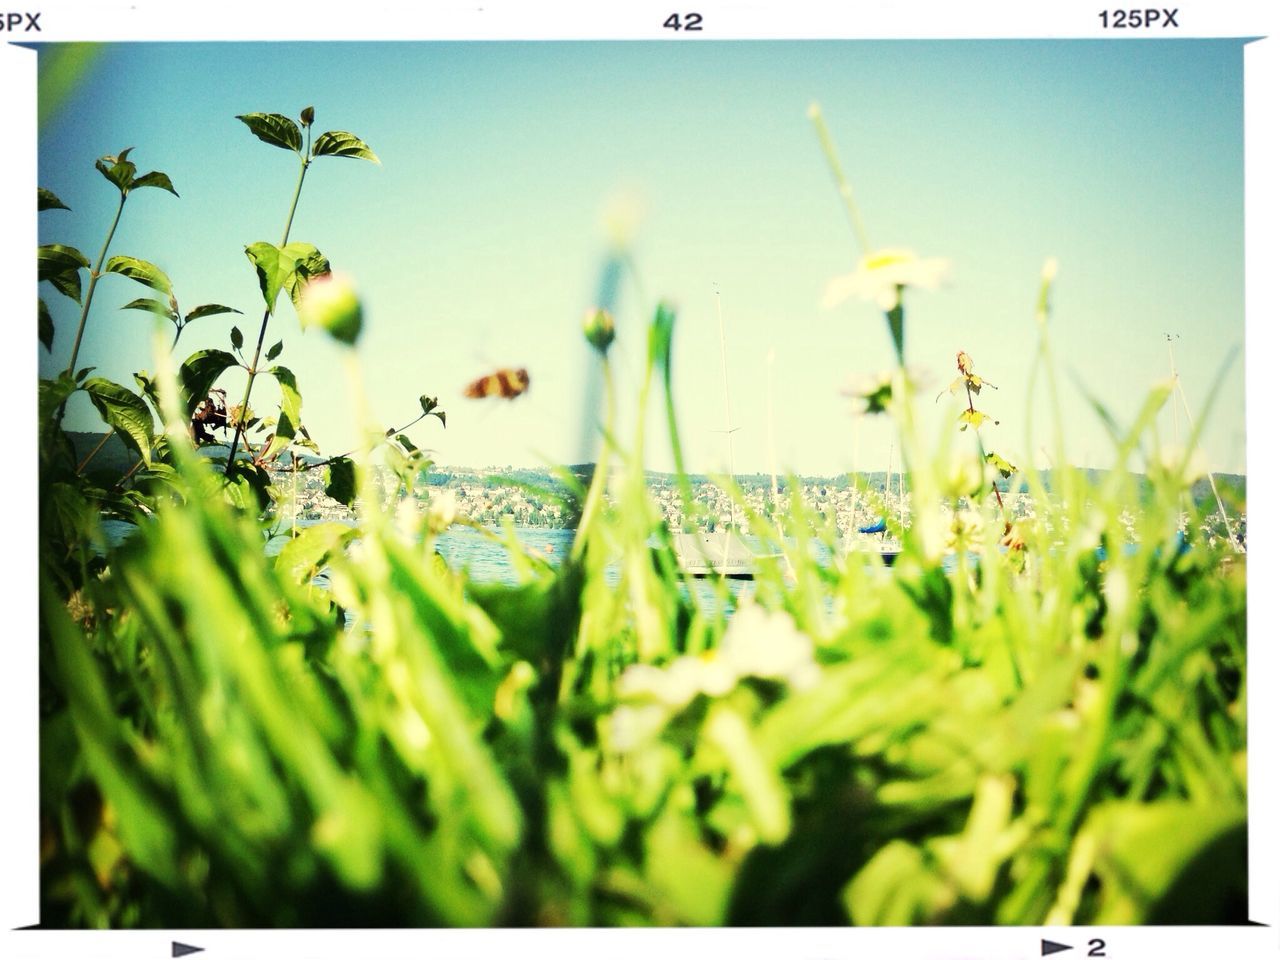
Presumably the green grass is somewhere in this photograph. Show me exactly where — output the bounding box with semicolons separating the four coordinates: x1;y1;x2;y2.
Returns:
38;281;1246;927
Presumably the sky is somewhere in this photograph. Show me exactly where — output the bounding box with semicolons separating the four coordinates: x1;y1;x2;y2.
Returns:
34;39;1247;476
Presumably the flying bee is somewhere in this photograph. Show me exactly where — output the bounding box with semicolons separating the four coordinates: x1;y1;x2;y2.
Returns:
464;366;530;400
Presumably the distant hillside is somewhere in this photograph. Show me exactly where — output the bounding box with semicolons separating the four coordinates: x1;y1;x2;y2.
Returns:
54;437;1248;510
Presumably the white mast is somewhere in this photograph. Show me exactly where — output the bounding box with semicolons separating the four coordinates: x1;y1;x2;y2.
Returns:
767;347;778;513
1166;334;1241;553
714;285;740;535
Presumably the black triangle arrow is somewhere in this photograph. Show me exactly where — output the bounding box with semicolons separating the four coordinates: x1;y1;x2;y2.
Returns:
172;943;204;958
1041;940;1072;957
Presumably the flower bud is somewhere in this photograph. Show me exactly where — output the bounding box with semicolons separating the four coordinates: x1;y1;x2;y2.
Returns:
583;307;615;354
427;490;460;535
298;272;363;346
300;106;315;126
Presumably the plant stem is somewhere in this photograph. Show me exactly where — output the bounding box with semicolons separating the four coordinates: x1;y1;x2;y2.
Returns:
571;360;615;563
298;410;432;472
808;102;871;256
225;155;310;470
64;192;127;380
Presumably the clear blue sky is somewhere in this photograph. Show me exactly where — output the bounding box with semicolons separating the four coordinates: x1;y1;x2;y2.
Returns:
37;39;1246;476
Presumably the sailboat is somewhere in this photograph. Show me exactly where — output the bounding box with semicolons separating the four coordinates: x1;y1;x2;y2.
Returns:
674;286;765;579
845;439;902;566
1164;333;1244;559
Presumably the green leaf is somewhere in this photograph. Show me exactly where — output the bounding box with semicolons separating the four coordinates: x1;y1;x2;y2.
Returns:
95;150;137;192
276;521;356;584
281;242;331;308
38;187;70;211
263;366;302;461
419;395;438;415
958;408;993;431
395;433;418;454
38;242;89;273
130;170;179;197
985;451;1017;479
178;349;240;416
38;243;90;304
133;371;160;411
39;374;78;422
246;241;331;314
236;112;303;153
82;377;155;467
266;340;284;362
230;326;244;350
184;303;242;323
1082;801;1245;924
104;255;173;296
121;297;178;321
39;298;54;351
244;242;290;313
324;457;357;507
312;130;380;164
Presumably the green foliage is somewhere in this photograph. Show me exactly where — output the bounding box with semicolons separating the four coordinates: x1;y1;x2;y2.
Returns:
38;105;1246;932
104;255;173;295
38;243;89;303
323;456;357;507
178;349;241;415
39;186;70;211
311;130;380;164
81;377;154;467
236;112;303;153
39;298;54;351
244;241;330;314
95;148;179;197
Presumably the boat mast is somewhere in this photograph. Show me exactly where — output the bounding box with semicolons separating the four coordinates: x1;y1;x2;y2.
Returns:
1166;333;1242;553
714;285;740;534
767;347;778;514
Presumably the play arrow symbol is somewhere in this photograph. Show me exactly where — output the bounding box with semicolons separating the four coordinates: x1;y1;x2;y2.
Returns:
172;943;204;958
1041;940;1072;956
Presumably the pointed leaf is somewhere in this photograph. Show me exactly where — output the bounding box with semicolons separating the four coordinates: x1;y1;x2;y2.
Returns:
82;377;154;466
263;366;302;460
121;297;178;321
95;154;137;192
281;243;331;308
276;522;356;585
38;187;70;211
105;256;173;296
265;340;283;362
133;371;161;412
178;349;240;416
959;409;993;430
420;395;438;414
395;433;418;454
324;457;357;507
230;326;244;350
985;451;1017;479
38;298;54;351
131;171;179;197
39;374;79;422
432;410;446;428
236;113;302;153
39;244;89;304
312;130;380;164
38;243;89;272
244;242;289;313
184;303;242;323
